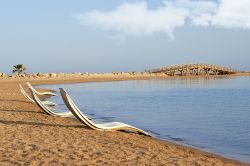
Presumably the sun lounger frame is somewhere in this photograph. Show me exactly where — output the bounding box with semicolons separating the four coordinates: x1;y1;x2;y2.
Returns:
60;88;150;136
27;82;57;96
29;88;73;117
19;84;57;106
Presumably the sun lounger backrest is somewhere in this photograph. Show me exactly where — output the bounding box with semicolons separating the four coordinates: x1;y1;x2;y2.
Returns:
29;89;55;116
60;88;98;130
19;84;35;103
27;82;39;94
27;82;57;96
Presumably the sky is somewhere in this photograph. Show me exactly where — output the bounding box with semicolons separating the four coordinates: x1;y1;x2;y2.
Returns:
0;0;250;74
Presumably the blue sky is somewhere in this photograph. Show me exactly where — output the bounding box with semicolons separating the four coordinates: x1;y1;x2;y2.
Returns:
0;0;249;73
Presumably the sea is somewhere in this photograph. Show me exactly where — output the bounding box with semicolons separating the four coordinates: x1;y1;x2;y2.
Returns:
38;76;250;162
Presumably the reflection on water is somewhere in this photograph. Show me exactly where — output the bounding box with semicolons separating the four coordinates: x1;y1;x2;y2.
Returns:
39;76;250;163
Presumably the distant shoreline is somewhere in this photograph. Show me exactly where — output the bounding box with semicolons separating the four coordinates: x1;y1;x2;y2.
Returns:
0;71;249;82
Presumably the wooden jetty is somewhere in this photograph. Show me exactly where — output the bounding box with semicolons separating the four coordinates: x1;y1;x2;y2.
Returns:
147;63;238;76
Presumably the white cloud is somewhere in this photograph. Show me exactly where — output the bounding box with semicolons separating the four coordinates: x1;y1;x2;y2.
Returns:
164;0;218;15
75;2;189;39
75;0;250;39
184;0;250;29
211;0;250;29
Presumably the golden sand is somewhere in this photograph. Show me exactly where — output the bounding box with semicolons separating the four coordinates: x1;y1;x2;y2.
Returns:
0;76;248;165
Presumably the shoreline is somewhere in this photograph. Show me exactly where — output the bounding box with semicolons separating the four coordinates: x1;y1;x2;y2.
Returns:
0;75;249;165
1;72;249;86
34;74;250;164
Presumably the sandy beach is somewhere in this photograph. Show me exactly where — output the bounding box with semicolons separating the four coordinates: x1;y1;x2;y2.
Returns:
2;0;250;164
0;76;249;166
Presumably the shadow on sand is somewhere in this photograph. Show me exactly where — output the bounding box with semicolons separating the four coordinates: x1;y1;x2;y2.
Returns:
0;119;88;129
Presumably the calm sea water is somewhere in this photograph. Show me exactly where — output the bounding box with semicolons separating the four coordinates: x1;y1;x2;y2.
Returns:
39;76;250;162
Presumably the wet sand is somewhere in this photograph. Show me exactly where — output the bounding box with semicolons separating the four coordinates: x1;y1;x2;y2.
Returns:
0;76;249;165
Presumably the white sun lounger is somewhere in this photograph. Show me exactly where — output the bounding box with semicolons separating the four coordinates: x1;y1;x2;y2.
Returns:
19;84;57;106
29;88;73;117
60;88;151;136
27;82;57;96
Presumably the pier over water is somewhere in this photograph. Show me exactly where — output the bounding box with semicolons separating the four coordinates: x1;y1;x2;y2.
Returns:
148;63;238;76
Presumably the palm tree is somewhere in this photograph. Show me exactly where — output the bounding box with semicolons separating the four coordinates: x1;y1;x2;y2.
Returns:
12;64;26;75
